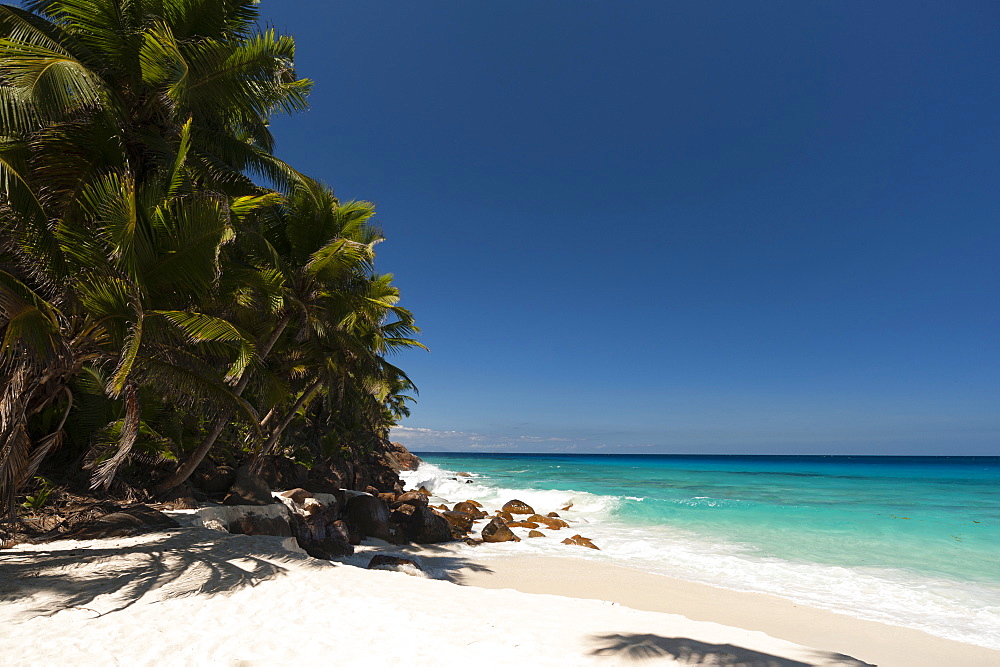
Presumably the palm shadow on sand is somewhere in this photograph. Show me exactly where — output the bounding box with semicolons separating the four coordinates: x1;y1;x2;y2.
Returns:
0;528;311;619
589;633;875;666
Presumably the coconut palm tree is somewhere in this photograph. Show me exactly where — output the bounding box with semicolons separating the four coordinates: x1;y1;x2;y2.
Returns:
0;0;312;515
0;120;272;516
254;269;423;463
154;181;425;492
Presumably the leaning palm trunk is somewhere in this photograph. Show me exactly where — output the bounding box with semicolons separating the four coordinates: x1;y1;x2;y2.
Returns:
0;353;79;519
252;377;323;468
154;316;290;495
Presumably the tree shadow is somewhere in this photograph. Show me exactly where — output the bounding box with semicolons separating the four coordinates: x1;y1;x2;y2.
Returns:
0;527;320;620
336;540;494;582
589;633;875;666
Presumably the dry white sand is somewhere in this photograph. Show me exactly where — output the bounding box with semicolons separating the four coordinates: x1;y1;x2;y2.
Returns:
1;520;996;666
452;554;1000;667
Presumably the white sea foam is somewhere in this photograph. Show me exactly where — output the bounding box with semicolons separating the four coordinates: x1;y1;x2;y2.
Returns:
401;461;1000;650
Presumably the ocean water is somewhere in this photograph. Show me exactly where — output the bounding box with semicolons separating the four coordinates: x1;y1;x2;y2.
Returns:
400;454;1000;650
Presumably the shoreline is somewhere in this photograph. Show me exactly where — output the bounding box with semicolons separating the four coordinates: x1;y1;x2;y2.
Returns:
446;552;1000;667
2;521;998;665
403;457;1000;656
0;526;861;666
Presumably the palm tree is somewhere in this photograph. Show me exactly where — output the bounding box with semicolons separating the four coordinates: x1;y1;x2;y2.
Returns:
1;0;310;189
154;181;425;492
0;0;314;515
0;121;272;516
1;1;425;514
254;269;423;463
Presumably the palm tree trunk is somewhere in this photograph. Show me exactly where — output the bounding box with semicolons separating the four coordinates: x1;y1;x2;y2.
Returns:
154;316;290;495
253;378;323;466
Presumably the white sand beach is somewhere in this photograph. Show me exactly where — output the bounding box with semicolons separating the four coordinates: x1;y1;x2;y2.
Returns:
2;519;998;667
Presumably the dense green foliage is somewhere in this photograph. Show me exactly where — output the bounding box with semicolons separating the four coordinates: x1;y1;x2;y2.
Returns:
0;0;423;517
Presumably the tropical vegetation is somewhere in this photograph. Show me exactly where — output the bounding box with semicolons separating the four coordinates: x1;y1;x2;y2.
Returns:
0;0;423;520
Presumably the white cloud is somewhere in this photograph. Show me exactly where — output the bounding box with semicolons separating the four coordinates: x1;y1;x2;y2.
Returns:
389;425;579;452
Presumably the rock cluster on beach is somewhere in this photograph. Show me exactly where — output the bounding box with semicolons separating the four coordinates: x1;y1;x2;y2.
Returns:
4;442;602;558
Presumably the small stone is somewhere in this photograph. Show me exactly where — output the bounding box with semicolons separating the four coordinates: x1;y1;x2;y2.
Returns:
547;512;560;517
561;503;573;511
417;486;432;496
495;510;514;522
561;534;599;550
528;530;545;538
507;521;539;529
465;499;483;507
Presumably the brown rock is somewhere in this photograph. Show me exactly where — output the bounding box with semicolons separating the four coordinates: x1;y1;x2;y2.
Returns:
390;504;452;543
279;488;315;505
393;491;429;507
481;517;521;543
507;521;539;529
191;461;236;494
315;535;353;558
561;534;599;550
464;537;483;546
417;486;432;496
561;503;573;511
382;442;423;472
441;511;475;533
495;510;514;522
385;521;410;546
345;494;391;540
502;499;535;515
539;516;569;530
465;499;483;507
528;530;545;538
368;555;422;571
255;456;310;491
378;492;397;504
454;501;487;519
232;513;293;538
65;505;180;540
223;466;275;506
163;496;198;510
457;472;472;477
527;514;548;523
391;503;417;523
547;512;560;518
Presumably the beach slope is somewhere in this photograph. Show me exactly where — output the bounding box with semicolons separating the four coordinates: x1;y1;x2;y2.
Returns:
0;525;881;667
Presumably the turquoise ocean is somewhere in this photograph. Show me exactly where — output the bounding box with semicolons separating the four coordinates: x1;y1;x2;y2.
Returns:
400;454;1000;649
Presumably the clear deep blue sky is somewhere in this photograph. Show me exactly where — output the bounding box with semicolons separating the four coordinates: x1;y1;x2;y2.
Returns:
263;2;999;455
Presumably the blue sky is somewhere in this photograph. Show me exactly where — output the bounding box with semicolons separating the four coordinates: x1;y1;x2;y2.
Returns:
265;2;999;455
